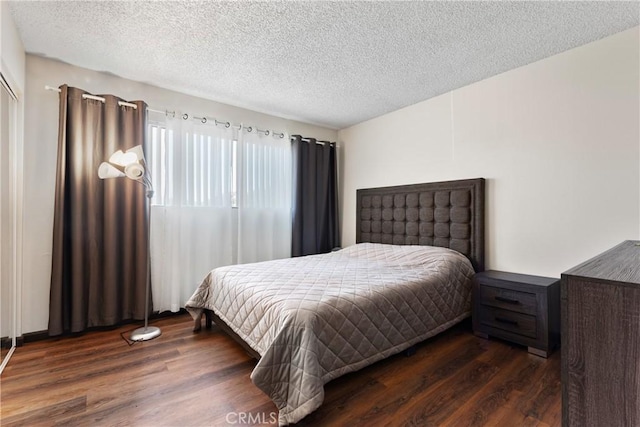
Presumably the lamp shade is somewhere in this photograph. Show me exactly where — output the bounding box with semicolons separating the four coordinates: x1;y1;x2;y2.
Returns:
108;150;125;166
109;149;138;167
98;162;125;179
99;145;148;182
124;163;145;180
126;145;145;163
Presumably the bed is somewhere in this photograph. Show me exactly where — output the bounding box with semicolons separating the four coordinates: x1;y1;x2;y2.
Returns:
185;178;485;425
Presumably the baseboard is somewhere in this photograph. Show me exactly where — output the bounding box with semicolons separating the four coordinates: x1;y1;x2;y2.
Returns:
16;309;189;345
154;308;189;318
1;335;13;349
20;330;49;345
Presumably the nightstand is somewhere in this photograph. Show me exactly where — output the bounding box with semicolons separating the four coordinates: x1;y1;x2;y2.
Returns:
472;270;560;357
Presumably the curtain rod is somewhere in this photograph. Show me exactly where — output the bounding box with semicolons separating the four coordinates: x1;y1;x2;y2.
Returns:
45;85;173;116
181;113;285;138
297;136;334;145
45;85;286;139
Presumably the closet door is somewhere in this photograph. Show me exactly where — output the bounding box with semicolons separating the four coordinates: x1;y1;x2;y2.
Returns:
0;76;17;374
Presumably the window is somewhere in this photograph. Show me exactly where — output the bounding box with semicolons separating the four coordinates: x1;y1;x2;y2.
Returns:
147;121;234;208
148;123;168;206
146;115;292;313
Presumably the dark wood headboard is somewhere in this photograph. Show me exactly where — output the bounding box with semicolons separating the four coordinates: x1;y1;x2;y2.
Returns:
356;178;485;272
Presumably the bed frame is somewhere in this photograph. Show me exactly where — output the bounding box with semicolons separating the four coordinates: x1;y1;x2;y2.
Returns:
198;178;485;359
356;178;485;272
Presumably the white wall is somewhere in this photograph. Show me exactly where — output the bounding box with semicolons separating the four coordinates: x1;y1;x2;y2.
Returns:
22;55;338;334
339;27;640;278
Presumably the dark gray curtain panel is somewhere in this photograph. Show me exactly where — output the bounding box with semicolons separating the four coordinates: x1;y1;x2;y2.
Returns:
49;85;148;336
291;135;340;257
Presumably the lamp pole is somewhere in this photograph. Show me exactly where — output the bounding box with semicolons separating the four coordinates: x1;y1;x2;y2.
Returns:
130;186;161;341
99;145;161;342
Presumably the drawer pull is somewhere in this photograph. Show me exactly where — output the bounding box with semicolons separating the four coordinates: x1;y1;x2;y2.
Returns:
495;296;520;304
495;317;518;326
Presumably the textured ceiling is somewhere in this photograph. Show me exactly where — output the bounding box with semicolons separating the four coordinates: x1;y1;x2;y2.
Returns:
9;1;640;130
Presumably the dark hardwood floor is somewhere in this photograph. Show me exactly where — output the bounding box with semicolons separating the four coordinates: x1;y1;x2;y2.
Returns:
0;314;560;426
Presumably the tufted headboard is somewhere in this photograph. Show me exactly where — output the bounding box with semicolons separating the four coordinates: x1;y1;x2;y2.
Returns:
356;178;485;272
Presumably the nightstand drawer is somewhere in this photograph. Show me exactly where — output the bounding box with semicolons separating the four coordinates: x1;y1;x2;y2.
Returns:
480;285;537;315
478;306;537;338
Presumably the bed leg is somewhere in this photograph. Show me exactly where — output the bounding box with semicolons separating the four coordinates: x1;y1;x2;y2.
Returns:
192;311;213;332
205;310;213;329
405;345;416;357
193;315;202;332
193;312;202;332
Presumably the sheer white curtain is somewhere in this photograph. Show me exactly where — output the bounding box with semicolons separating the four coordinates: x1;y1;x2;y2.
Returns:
148;115;235;313
237;129;292;264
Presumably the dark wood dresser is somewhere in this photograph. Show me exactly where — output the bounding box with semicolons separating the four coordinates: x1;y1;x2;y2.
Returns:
561;240;640;427
473;270;560;357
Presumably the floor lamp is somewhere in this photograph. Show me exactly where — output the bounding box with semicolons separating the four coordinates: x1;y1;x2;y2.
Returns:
98;145;161;342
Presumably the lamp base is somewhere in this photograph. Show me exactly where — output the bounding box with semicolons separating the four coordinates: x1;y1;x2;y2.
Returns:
130;326;161;342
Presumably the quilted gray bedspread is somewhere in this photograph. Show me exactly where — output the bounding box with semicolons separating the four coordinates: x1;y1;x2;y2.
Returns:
185;243;474;425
